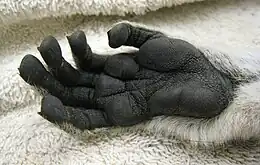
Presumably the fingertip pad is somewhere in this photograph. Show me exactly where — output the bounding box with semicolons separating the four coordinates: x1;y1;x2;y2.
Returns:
107;23;130;48
38;35;63;68
67;30;88;57
40;94;68;122
18;54;49;85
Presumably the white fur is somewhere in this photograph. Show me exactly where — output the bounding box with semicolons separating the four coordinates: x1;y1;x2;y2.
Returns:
0;0;260;164
0;0;204;25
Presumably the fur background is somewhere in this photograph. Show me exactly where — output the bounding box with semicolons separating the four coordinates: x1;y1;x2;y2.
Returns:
0;0;260;164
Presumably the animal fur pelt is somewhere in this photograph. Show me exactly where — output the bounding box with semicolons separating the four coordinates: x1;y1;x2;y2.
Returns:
0;0;204;25
0;0;260;164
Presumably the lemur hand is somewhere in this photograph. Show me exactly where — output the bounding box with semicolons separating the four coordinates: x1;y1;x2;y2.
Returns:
18;23;234;130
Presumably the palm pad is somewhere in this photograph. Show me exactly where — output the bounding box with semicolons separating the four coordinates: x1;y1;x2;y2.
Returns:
18;23;234;130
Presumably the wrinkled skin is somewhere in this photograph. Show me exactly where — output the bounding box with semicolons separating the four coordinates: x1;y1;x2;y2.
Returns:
18;23;234;130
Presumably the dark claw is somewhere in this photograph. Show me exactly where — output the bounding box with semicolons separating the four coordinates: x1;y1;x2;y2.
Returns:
37;35;63;69
18;54;49;85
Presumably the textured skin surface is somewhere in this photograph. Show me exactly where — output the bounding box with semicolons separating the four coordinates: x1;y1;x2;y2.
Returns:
1;0;260;164
18;23;234;130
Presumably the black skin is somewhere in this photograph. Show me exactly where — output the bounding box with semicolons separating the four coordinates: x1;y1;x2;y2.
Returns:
18;23;234;130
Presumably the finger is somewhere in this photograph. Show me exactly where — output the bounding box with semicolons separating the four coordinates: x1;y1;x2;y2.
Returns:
18;54;96;108
104;53;139;80
108;23;204;73
66;30;108;72
107;22;164;49
37;35;98;87
40;94;112;130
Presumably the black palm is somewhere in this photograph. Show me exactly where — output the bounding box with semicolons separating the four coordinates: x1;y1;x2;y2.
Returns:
18;23;234;130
